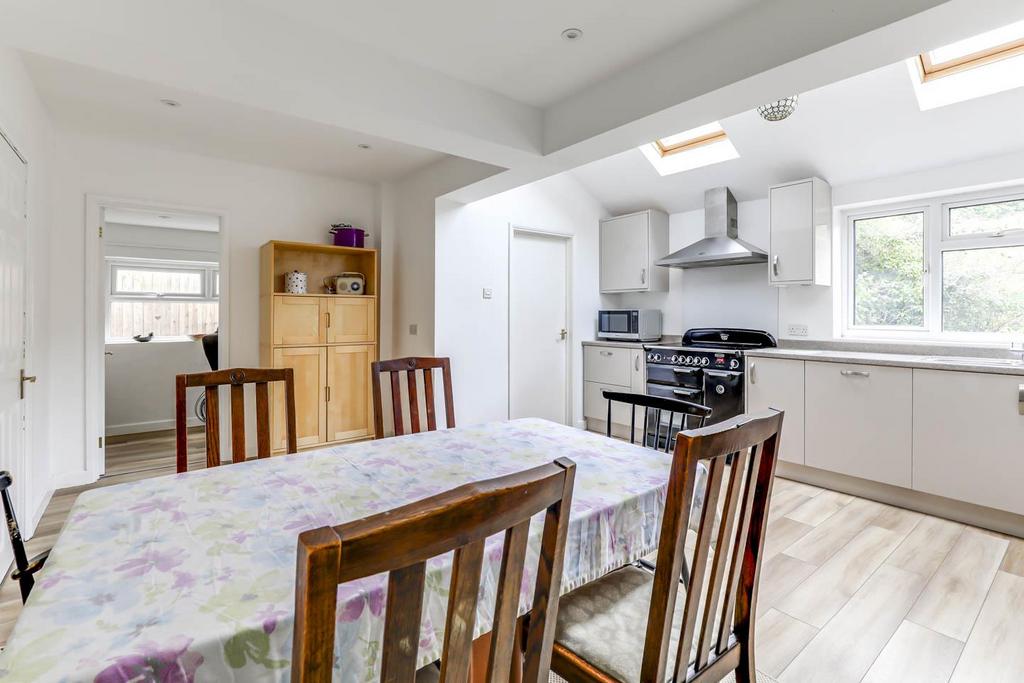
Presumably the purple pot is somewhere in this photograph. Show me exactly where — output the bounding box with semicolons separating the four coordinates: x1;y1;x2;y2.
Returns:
333;227;366;248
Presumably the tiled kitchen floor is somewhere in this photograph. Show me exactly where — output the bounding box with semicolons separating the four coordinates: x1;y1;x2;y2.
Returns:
1;451;1021;681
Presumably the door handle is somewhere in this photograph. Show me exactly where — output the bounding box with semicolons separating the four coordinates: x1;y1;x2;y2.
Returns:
641;268;646;285
600;350;613;356
672;388;701;397
772;255;780;277
635;355;640;371
672;367;700;374
326;312;331;328
840;370;870;378
19;369;36;400
1019;384;1023;415
325;385;331;402
750;362;757;384
559;328;567;340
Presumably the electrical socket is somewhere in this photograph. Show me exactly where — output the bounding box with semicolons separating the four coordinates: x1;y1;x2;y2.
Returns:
787;324;809;337
409;323;418;336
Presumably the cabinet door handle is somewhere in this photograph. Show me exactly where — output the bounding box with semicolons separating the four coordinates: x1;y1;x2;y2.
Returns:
772;255;780;277
1019;384;1023;415
635;355;640;371
325;385;331;402
326;312;332;328
750;362;757;384
840;370;870;378
600;350;613;357
641;268;646;285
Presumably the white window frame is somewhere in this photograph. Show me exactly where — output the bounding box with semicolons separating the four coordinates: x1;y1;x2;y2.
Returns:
841;186;1024;345
106;257;220;342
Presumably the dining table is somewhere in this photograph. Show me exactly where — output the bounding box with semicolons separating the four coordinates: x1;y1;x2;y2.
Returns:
0;418;676;682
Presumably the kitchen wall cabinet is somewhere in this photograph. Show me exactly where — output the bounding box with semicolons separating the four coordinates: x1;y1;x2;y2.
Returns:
260;240;378;452
582;343;646;432
745;357;805;464
599;209;669;293
805;361;912;487
913;369;1024;516
769;177;831;286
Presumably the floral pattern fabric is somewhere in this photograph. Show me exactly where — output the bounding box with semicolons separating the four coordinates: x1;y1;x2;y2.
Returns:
0;419;672;682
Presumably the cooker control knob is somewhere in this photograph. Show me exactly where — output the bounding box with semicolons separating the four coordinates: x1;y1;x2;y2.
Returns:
670;355;679;363
686;356;694;365
701;357;709;366
729;358;740;370
653;354;662;362
647;353;654;362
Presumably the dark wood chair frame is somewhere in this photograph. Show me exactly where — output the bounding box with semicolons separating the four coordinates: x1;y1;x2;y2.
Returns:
175;367;297;473
552;410;784;683
602;391;712;452
291;457;577;683
0;471;49;603
371;356;455;439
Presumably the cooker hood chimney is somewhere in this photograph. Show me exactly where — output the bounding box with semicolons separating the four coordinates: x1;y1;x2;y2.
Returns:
655;187;768;269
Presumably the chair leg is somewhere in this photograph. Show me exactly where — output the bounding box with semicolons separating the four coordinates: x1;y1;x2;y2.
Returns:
733;623;755;683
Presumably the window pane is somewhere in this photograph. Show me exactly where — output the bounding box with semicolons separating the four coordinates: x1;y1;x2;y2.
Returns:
108;300;218;339
114;267;203;295
942;246;1024;335
853;212;925;327
949;198;1024;236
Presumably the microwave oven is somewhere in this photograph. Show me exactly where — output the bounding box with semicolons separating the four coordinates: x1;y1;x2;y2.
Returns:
597;309;662;342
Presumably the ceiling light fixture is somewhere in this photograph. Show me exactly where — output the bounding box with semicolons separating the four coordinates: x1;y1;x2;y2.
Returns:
561;27;583;42
159;98;181;108
757;96;798;122
357;143;372;150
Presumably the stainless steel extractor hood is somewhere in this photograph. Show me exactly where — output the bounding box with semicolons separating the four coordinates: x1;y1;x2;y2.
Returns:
655;187;768;269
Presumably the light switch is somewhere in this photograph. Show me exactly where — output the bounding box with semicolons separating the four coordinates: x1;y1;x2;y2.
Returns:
409;324;418;335
482;288;493;299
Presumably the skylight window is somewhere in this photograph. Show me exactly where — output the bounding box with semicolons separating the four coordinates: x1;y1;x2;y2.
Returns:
909;19;1024;110
640;122;739;176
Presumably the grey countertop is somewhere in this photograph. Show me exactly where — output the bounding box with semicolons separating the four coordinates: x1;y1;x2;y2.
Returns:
747;347;1024;376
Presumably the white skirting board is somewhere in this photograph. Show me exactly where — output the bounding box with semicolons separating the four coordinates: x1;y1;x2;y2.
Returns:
105;417;202;437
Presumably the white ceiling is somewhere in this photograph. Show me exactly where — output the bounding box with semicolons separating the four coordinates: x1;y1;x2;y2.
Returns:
245;0;760;108
23;54;447;183
569;60;1024;215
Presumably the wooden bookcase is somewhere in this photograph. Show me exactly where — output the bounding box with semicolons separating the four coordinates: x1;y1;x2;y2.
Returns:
259;241;379;451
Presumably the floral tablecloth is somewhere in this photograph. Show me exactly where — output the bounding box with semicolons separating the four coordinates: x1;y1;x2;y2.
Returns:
0;418;673;682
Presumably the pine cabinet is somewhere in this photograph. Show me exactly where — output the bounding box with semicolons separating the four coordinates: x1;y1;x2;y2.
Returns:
599;210;669;293
805;361;912;487
746;357;805;464
769;177;831;286
913;370;1024;515
260;241;378;452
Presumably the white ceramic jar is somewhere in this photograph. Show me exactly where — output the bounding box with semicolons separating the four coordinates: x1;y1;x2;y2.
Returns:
284;270;308;294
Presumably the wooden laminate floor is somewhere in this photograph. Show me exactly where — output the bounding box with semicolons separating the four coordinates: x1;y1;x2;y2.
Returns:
1;444;1022;681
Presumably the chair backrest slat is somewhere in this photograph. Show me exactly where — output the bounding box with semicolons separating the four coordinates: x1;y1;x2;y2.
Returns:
175;367;296;472
381;562;428;683
372;357;455;439
291;457;576;683
639;410;783;683
601;391;712;450
439;539;486;683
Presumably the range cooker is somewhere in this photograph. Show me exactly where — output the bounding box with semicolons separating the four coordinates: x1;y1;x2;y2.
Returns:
645;328;777;443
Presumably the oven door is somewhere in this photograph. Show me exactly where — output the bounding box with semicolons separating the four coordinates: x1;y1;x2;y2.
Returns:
703;369;743;425
598;310;636;338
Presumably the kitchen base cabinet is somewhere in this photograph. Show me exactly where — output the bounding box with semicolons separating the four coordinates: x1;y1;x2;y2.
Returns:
746;357;805;464
913;369;1024;516
582;344;645;436
272;347;327;450
804;361;912;488
326;344;375;442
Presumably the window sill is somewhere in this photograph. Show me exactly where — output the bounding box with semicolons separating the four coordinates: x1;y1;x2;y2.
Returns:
837;333;1015;355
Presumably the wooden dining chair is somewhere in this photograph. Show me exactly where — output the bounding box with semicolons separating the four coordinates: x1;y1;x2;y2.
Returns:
371;356;455;439
551;410;784;683
602;391;712;452
291;457;577;683
175;367;297;473
0;471;49;603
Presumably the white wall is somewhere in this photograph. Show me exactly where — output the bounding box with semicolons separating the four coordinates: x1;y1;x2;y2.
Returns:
50;130;378;486
434;173;608;427
0;47;56;534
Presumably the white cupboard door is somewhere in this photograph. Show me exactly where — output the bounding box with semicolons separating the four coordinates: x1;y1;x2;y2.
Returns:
805;362;912;487
600;212;649;292
913;370;1024;515
770;181;813;283
746;358;805;464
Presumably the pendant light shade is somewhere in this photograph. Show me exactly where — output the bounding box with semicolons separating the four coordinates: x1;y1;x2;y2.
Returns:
757;96;799;122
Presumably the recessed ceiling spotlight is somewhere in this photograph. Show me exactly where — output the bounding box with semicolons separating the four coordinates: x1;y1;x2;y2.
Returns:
159;98;181;108
357;143;372;150
561;27;583;42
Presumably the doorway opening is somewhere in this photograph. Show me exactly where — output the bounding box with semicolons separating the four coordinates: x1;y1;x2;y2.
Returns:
508;227;573;425
90;202;227;479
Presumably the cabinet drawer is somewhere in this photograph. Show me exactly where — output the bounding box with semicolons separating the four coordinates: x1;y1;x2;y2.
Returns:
584;346;632;386
273;296;324;346
805;361;912;487
324;297;376;344
913;370;1024;515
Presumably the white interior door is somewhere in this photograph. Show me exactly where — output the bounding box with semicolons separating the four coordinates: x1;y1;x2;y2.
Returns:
510;230;570;423
0;131;29;566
